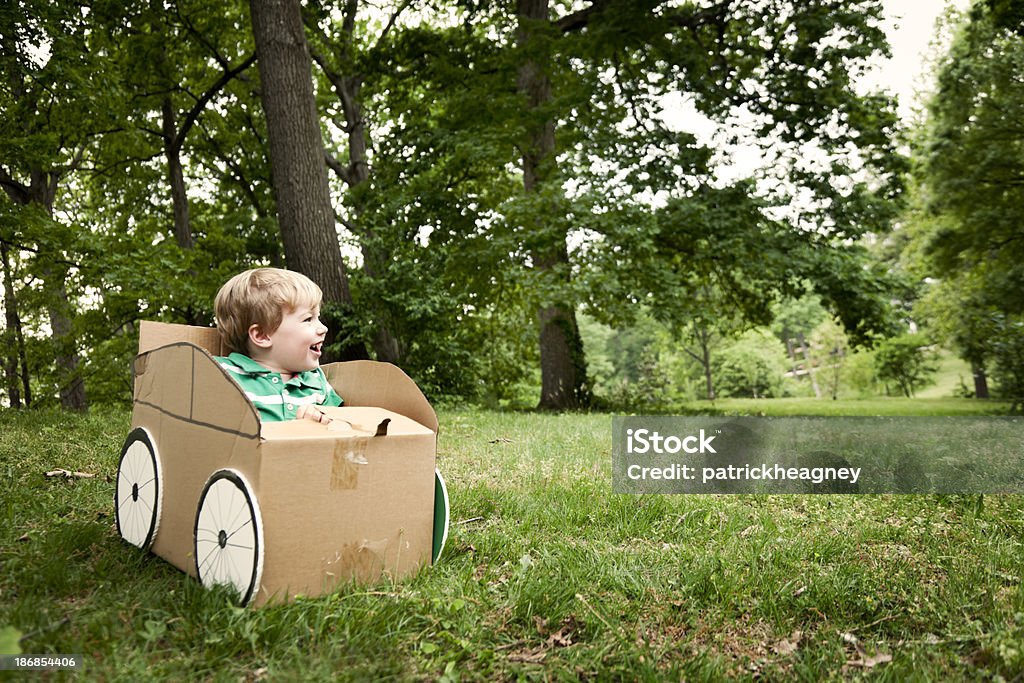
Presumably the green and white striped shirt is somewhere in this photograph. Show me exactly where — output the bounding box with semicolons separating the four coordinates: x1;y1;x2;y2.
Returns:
215;352;343;422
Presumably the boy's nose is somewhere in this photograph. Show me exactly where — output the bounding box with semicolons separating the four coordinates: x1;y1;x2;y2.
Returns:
316;320;328;334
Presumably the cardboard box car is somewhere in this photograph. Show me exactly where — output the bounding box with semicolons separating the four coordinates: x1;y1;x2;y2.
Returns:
116;321;444;607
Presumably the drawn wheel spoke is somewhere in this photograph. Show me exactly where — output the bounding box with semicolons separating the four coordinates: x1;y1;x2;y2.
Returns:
114;429;162;550
194;470;264;607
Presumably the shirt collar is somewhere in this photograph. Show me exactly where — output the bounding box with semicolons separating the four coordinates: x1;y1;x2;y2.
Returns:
289;368;324;389
226;352;274;374
227;353;324;389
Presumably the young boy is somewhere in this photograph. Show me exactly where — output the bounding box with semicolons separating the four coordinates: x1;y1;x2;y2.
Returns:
213;267;342;423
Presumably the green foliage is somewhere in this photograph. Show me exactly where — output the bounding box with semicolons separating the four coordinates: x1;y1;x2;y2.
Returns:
901;2;1024;402
2;0;909;410
842;348;882;398
808;318;850;400
988;316;1024;405
771;294;829;346
712;329;790;399
874;333;939;398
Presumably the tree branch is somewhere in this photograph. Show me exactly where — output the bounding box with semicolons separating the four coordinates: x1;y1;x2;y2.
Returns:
372;0;415;53
0;168;31;205
172;53;257;155
556;0;615;33
325;151;354;186
0;237;82;269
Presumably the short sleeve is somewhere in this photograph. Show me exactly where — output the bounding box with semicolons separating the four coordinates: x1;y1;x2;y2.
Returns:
320;368;343;407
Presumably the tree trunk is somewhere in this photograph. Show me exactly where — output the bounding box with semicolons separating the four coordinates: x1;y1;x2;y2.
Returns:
698;328;715;401
972;362;989;399
46;263;88;410
516;0;588;410
335;77;401;362
162;96;195;250
1;168;87;410
249;0;365;360
1;238;23;408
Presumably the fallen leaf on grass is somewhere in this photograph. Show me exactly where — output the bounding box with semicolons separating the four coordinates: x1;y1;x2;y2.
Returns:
546;616;578;648
840;630;892;670
773;631;802;655
45;469;95;479
847;652;892;669
243;667;268;682
508;649;546;664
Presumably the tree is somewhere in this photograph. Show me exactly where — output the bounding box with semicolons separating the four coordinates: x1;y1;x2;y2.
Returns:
874;333;938;398
712;330;789;399
0;1;117;410
514;0;901;409
914;271;993;398
2;0;907;411
291;0;905;411
906;0;1024;401
0;207;30;408
771;293;829;397
808;317;849;400
301;0;417;363
104;1;256;254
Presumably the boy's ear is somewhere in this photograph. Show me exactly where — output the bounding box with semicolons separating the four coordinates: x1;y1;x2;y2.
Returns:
248;323;273;349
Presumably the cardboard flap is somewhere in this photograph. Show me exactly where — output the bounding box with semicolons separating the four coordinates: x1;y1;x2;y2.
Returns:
139;320;225;357
259;406;433;440
322;361;438;433
133;341;260;440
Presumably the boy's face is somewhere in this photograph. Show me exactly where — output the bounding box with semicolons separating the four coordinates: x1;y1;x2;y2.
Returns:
251;304;327;375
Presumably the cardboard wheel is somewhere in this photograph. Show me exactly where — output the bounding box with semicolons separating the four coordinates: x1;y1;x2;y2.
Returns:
115;427;163;549
194;469;264;606
432;468;450;564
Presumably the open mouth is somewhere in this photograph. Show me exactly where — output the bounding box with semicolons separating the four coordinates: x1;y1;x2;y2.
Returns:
310;342;323;355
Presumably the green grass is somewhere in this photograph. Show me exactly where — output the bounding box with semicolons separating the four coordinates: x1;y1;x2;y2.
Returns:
1;405;1023;680
916;351;974;400
690;396;1016;416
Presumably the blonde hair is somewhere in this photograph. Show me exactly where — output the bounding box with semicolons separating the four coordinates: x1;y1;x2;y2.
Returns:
214;268;324;354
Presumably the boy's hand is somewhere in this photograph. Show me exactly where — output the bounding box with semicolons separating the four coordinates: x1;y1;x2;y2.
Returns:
295;404;332;425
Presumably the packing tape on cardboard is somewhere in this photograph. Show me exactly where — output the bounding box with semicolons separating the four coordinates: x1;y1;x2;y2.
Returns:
331;438;368;490
323;537;388;583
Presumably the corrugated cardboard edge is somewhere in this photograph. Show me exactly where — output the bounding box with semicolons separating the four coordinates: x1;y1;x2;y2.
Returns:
137;323;438;434
139;320;226;357
322;360;438;433
132;342;261;441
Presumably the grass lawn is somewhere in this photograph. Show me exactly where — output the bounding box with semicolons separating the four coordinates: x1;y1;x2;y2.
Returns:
1;403;1022;680
688;396;1016;416
915;351;974;400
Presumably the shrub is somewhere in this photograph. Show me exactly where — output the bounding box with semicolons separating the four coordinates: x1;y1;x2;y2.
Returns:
874;333;938;397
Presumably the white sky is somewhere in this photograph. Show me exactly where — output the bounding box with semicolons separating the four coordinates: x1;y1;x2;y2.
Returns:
861;0;968;120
